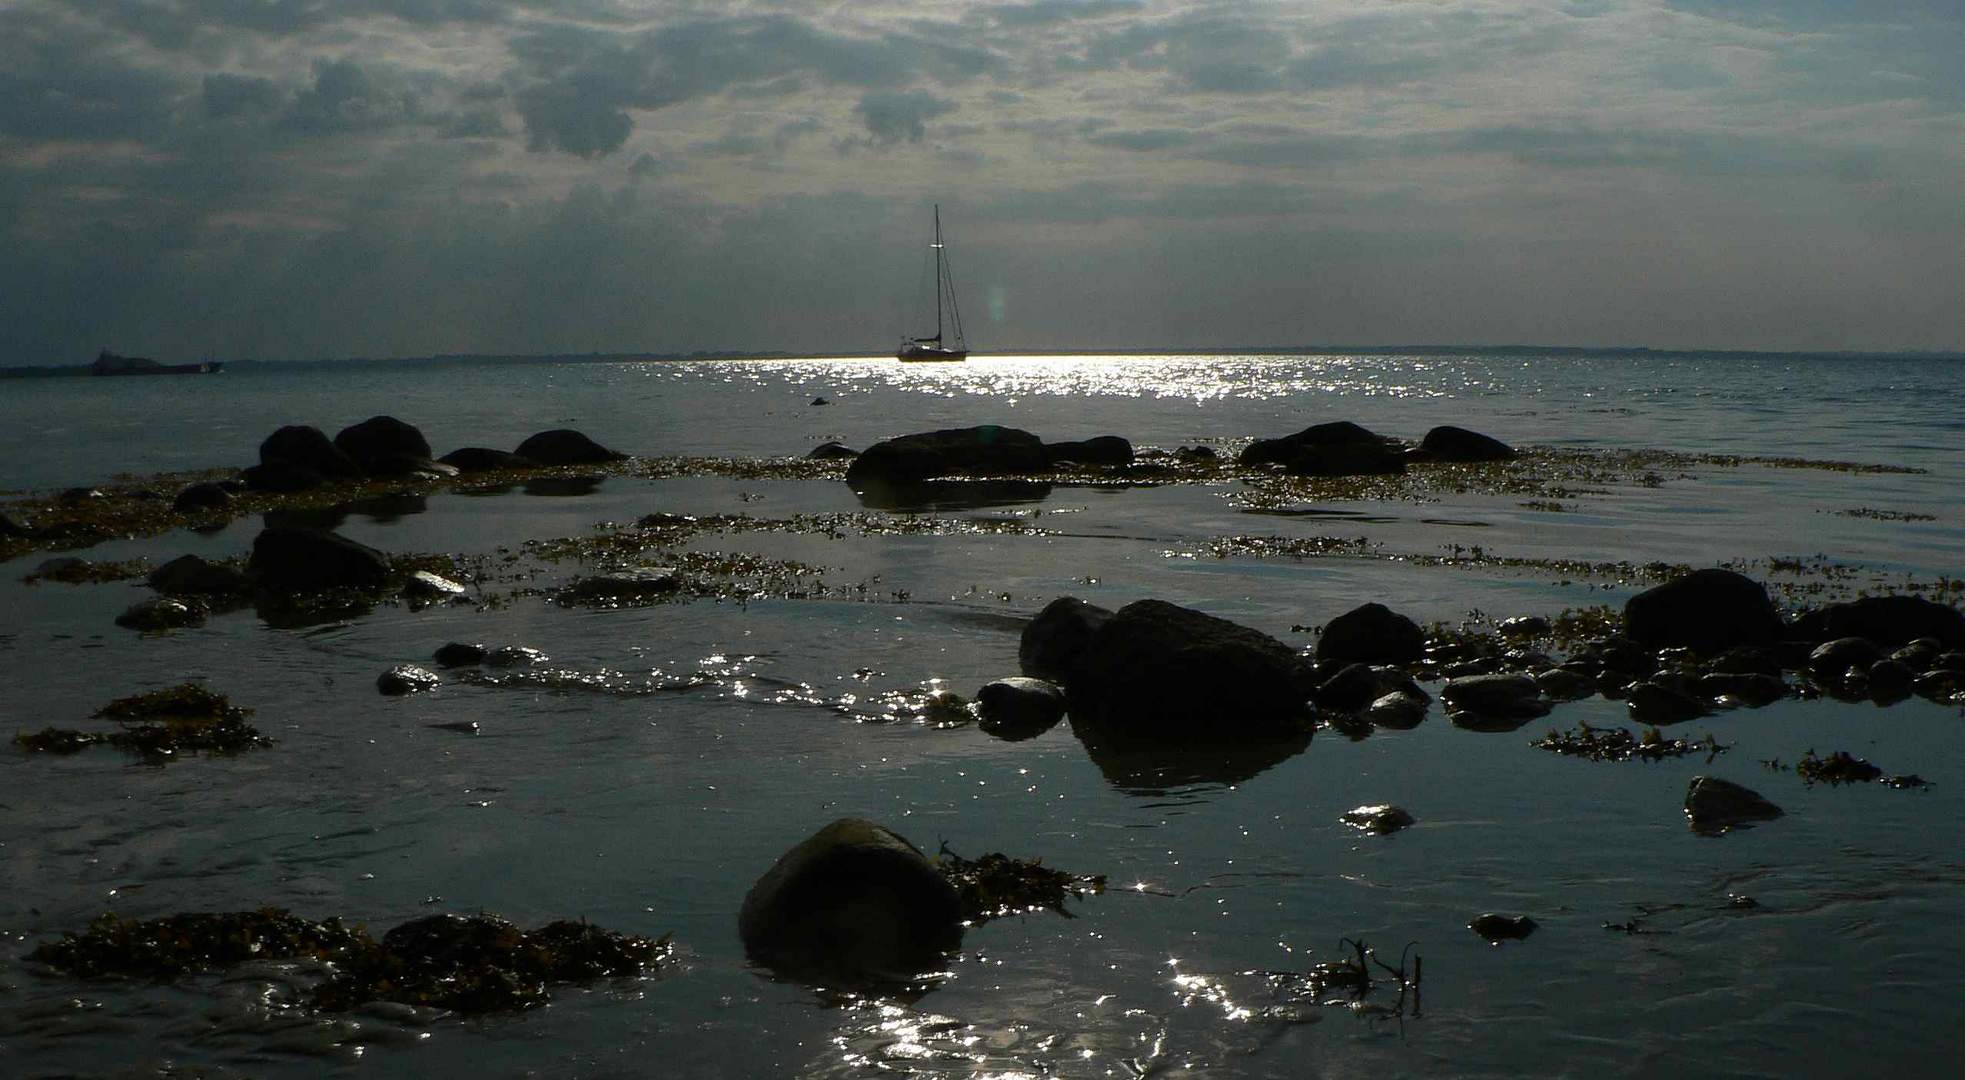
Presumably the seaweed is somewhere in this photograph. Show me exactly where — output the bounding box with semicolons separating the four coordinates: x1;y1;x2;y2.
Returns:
22;557;151;585
28;908;369;979
936;845;1105;925
1260;938;1423;1022
1795;749;1883;786
1532;722;1728;763
14;683;269;760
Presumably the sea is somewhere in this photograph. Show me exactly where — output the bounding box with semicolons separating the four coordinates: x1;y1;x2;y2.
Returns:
1;351;1961;1078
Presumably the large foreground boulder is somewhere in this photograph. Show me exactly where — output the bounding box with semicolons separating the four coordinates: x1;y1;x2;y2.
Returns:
1316;602;1426;665
259;425;360;478
738;818;962;981
333;416;431;473
514;429;626;466
1019;597;1115;684
1069;599;1318;735
1239;421;1388;467
846;425;1049;486
1794;595;1965;649
1623;569;1784;654
248;527;388;590
1417;426;1515;462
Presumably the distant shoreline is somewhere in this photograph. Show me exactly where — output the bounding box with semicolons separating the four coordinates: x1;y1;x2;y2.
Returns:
4;344;1959;377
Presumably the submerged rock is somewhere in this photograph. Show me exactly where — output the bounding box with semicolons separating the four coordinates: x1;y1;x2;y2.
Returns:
1626;681;1708;725
486;645;549;667
1068;599;1318;736
1365;690;1430;729
807;441;859;460
560;568;681;604
739;818;963;982
1416;425;1515;462
148;554;252;597
439;447;539;472
1317;603;1426;666
378;665;441;696
171;482;233;513
333;416;432;473
1441;673;1549;724
248;527;389;590
1019;596;1115;685
846;425;1050;486
514;429;626;465
974;677;1066;738
1684;776;1783;834
1797;595;1965;649
435;642;490;667
1469;913;1537;942
1623;569;1784;654
1043;435;1133;467
1340;804;1415;835
115;596;206;632
260;424;360;478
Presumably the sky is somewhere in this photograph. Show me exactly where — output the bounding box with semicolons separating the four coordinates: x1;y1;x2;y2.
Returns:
2;0;1961;360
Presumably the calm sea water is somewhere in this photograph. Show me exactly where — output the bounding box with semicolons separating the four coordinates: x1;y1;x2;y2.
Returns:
2;353;1961;1077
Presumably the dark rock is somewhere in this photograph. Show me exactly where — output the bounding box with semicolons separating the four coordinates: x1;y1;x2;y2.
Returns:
33;556;92;580
1239;421;1388;467
333;416;431;473
1935;651;1965;673
1044;436;1133;467
1282;442;1405;477
116;597;207;631
1577;636;1655;676
486;645;549;667
1316;602;1426;665
368;454;459;480
1365;690;1429;729
1866;658;1914;697
1176;445;1218;462
1913;669;1963;700
560;568;681;603
1695;672;1787;708
404;570;467;599
1019;597;1115;684
845;425;1049;486
1340;804;1415;835
435;642;489;667
259;425;360;477
247;527;389;591
439;447;540;472
514;429;626;465
149;555;251;596
1808;637;1881;681
1440;673;1548;719
1318;663;1428;712
59;487;106;504
1417;425;1515;462
1468;913;1537;941
807;441;859;460
1627;681;1708;724
1707;646;1783;677
1796;595;1965;649
171;483;233;513
1497;615;1551;637
1534;667;1597;701
811;396;830;406
241;461;325;493
974;677;1066;738
377;665;441;695
1888;639;1940;671
1068;599;1318;736
1623;569;1784;654
1684;776;1783;833
0;510;30;537
738;818;963;981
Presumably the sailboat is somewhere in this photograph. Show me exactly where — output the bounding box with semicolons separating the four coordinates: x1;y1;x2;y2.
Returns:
897;205;968;362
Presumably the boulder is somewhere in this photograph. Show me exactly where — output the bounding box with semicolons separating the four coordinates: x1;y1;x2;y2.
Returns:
1695;672;1787;708
247;527;389;591
974;677;1066;738
1796;595;1965;649
486;645;549;667
0;510;30;537
1068;599;1318;735
514;429;626;466
1176;445;1218;462
738;818;963;980
807;442;859;460
1867;658;1914;698
1239;421;1387;467
1469;913;1537;942
1340;804;1415;835
115;596;207;631
1316;602;1426;665
171;483;233;513
148;555;251;597
1626;681;1707;724
1623;569;1784;654
560;568;681;603
1365;690;1430;729
240;461;326;493
1317;663;1427;712
259;425;360;477
378;665;441;695
439;447;539;472
1283;442;1405;477
845;425;1049;485
1808;637;1881;681
1019;597;1115;684
1043;436;1133;468
333;416;431;473
434;642;489;667
1684;776;1783;833
1534;667;1598;701
1416;426;1515;462
1441;673;1549;721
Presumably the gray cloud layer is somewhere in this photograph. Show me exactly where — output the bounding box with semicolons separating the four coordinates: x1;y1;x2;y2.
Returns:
2;0;1961;359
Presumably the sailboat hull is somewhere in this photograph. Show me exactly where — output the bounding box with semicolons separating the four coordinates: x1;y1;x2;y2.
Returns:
897;345;967;362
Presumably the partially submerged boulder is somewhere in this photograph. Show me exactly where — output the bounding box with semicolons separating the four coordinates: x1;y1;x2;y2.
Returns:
807;441;859;460
1796;595;1965;649
439;447;539;472
1623;569;1784;654
377;665;440;696
738;818;963;981
1043;436;1133;468
171;483;233;513
149;555;251;597
974;677;1066;738
333;416;431;473
845;425;1049;486
1684;776;1783;833
1316;602;1426;665
434;642;489;667
1340;804;1415;835
248;527;389;591
514;429;626;466
115;597;207;632
1416;426;1515;462
1019;597;1115;684
260;425;360;478
1441;673;1550;727
1068;599;1318;736
1239;421;1387;467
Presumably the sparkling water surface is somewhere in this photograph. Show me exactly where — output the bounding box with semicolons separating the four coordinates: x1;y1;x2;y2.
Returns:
1;353;1961;1077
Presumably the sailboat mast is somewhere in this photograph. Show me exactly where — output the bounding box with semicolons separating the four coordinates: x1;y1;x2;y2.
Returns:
933;204;944;342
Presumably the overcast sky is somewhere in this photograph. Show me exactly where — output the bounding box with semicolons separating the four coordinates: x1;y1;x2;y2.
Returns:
2;0;1960;360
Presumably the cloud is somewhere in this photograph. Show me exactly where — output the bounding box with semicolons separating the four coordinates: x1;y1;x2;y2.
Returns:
854;89;957;144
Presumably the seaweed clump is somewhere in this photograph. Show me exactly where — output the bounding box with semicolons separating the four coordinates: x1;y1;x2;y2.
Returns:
30;909;672;1014
13;683;268;759
1532;722;1728;763
937;845;1105;925
1795;749;1883;786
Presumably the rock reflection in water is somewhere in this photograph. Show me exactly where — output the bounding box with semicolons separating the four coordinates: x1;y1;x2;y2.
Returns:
262;505;349;532
1068;714;1313;792
343;492;428;522
849;478;1053;512
523;475;605;497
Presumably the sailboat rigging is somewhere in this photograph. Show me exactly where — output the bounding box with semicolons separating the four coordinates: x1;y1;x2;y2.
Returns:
898;205;968;362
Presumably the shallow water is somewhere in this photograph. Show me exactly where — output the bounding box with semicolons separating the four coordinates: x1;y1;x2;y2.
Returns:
2;353;1962;1077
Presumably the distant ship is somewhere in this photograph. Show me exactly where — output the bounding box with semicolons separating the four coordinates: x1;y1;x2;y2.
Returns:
90;349;222;376
897;205;968;362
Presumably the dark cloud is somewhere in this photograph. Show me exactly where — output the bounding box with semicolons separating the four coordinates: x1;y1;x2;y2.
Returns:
280;58;418;135
202;74;283;120
989;1;1144;27
854;89;957;144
